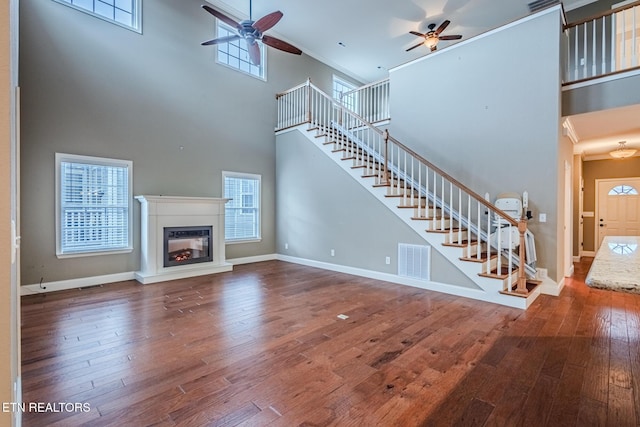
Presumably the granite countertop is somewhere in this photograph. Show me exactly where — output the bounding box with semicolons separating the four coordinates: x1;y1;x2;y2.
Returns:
586;236;640;294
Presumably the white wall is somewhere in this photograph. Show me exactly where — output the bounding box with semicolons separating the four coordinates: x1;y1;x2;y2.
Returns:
387;7;565;281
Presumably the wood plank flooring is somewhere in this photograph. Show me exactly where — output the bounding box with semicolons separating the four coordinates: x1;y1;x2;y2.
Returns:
20;259;640;426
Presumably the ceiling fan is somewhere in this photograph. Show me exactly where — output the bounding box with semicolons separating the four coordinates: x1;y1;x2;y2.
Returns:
406;20;463;52
200;1;302;66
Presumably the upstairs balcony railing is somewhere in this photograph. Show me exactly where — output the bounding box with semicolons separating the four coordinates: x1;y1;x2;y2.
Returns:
276;79;537;296
337;78;390;125
564;0;640;84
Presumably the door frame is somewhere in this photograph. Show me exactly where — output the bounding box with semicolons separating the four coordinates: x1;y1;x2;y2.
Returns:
594;176;640;251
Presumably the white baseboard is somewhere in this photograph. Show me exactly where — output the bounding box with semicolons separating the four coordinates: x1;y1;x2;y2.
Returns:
582;251;596;257
573;256;581;263
276;254;530;309
21;271;136;296
539;275;564;296
228;254;278;265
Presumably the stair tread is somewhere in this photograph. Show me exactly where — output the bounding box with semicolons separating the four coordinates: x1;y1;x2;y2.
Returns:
459;252;498;263
499;280;540;297
443;239;478;248
426;228;465;234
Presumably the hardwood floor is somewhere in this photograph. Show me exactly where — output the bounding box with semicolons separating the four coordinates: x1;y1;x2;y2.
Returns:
20;259;640;426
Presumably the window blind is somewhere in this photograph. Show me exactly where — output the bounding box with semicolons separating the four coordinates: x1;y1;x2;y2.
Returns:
223;173;261;241
59;159;131;254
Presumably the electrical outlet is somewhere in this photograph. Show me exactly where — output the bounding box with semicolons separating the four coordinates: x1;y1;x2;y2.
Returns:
385;256;391;265
539;213;547;223
284;243;288;250
330;249;335;257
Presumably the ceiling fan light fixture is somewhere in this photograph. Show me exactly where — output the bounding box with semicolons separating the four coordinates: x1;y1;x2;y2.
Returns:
610;141;637;159
424;36;439;49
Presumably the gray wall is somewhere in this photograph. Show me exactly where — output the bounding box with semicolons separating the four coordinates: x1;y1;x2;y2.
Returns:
275;130;479;289
563;73;640;115
19;0;354;285
387;8;567;281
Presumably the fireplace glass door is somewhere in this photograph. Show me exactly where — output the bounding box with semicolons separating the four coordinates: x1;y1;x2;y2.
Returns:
163;226;213;267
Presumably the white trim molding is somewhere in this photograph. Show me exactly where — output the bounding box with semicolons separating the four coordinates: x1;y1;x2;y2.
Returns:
21;271;136;296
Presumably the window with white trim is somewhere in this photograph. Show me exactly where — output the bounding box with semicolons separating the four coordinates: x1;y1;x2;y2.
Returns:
56;153;133;257
216;22;265;79
52;0;142;33
223;172;261;242
333;76;358;112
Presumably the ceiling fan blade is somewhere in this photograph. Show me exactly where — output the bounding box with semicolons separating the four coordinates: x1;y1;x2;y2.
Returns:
406;41;424;52
409;31;426;37
253;11;283;33
435;20;450;35
201;35;241;46
201;5;240;30
438;34;462;40
247;40;262;66
262;35;302;55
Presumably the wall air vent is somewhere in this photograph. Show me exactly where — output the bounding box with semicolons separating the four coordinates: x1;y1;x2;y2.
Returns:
398;243;431;281
527;0;559;13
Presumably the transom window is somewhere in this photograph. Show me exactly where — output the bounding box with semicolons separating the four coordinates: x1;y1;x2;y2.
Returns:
53;0;142;32
608;185;639;195
333;76;358;112
216;23;265;79
223;172;261;242
56;153;133;257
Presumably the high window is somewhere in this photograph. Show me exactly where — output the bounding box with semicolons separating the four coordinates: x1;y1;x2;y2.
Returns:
223;172;261;242
216;22;265;80
56;153;133;257
333;76;358;112
53;0;142;32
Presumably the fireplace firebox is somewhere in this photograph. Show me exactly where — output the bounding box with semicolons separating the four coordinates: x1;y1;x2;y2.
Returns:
163;226;213;268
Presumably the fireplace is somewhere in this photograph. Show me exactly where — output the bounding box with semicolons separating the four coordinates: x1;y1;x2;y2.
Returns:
135;195;232;284
164;226;213;267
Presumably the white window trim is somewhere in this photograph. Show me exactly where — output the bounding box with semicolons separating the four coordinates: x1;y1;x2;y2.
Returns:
222;171;262;244
52;0;143;34
215;22;267;81
55;153;134;258
333;75;359;110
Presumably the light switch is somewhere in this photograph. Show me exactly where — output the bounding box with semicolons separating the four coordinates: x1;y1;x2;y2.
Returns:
539;213;547;223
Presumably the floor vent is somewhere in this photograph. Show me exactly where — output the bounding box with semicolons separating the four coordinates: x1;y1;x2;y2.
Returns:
528;0;559;13
398;243;431;281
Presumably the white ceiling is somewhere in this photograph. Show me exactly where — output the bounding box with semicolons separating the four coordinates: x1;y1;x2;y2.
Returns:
203;0;638;158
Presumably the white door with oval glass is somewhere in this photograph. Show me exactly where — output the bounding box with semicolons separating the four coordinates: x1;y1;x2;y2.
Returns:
596;178;640;250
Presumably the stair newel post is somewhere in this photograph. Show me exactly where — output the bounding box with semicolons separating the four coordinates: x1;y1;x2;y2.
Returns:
306;78;312;124
383;129;390;185
516;219;529;294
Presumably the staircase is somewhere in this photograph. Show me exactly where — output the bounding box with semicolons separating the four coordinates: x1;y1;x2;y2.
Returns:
276;79;541;309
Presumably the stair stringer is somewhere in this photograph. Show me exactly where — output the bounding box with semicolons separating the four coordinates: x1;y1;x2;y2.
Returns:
283;124;540;309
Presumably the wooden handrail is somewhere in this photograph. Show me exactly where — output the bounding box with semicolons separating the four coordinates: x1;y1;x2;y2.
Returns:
385;134;519;227
303;79;519;227
564;0;640;30
275;79;311;99
341;78;390;97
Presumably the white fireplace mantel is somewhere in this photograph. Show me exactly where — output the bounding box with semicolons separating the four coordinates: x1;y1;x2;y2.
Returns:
135;195;232;284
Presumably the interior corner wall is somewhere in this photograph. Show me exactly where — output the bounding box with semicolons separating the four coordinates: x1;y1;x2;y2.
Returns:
573;154;583;257
1;0;15;423
387;8;564;281
18;0;351;285
275;130;479;290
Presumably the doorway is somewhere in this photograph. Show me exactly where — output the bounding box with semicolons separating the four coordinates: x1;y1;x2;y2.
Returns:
595;177;640;250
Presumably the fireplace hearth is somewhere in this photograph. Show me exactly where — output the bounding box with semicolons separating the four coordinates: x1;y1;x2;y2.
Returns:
135;195;232;284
